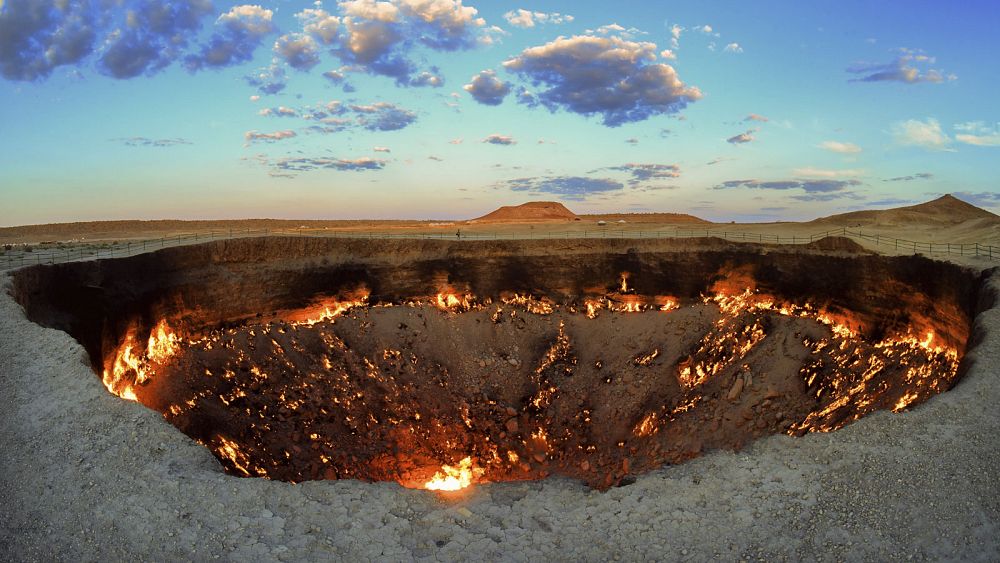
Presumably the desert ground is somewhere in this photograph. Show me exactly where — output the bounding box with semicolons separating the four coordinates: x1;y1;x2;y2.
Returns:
1;196;999;561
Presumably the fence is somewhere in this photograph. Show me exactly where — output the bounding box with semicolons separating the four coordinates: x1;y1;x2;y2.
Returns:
1;225;996;272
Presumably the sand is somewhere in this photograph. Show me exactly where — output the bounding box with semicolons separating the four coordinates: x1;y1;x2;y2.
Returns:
1;247;999;560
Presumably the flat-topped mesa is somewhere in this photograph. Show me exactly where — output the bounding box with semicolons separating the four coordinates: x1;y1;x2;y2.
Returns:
468;201;579;223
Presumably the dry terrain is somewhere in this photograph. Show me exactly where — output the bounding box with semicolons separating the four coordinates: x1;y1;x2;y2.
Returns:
1;196;999;561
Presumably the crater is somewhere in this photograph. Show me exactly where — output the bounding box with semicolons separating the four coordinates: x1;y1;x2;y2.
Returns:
9;237;987;490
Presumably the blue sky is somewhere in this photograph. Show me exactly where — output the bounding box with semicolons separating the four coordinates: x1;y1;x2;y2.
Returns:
1;0;999;226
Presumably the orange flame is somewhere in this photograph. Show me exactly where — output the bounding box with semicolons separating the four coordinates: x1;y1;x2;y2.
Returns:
424;456;483;491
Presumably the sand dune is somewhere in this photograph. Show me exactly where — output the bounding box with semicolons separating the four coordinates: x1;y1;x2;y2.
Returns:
813;194;1000;227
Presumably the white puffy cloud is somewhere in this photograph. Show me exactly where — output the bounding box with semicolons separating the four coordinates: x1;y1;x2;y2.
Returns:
463;69;510;105
723;42;743;54
274;33;321;71
503;9;573;28
502;35;701;127
185;5;276;71
297;8;341;44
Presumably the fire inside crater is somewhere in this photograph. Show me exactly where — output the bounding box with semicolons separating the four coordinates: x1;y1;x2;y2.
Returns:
10;238;985;491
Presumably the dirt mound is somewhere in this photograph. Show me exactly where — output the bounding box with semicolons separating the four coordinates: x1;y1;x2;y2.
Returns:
803;236;871;253
580;213;710;225
813;195;1000;227
469;202;578;223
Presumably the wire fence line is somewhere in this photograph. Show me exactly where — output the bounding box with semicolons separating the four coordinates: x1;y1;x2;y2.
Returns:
1;225;997;272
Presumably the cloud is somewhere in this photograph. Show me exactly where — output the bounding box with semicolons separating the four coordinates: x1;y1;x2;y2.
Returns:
792;167;864;178
330;0;484;86
349;102;417;131
463;69;510;105
259;106;298;117
727;130;755;144
272;156;387;173
98;0;215;78
274;33;321;71
502;35;702;127
952;191;1000;208
891;118;953;151
373;146;391;153
744;114;768;122
244;130;297;143
0;0;227;81
716;178;861;193
660;49;676;60
0;1;97;81
483;134;515;145
953;121;1000;146
498;176;624;200
184;5;276;71
819;140;862;154
884;172;934;182
696;25;713;34
847;48;955;84
449;137;463;144
669;24;682;49
723;42;743;54
296;8;341;45
244;63;286;94
603;163;681;186
706;156;736;166
625;137;639;145
503;9;573;28
116;137;192;147
427;155;444;161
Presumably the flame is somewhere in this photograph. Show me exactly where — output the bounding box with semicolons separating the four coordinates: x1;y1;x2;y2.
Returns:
435;293;472;311
294;295;369;326
423;456;483;491
147;319;179;363
620;272;630;293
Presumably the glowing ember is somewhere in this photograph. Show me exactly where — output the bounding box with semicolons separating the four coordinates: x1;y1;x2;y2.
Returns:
423;457;483;491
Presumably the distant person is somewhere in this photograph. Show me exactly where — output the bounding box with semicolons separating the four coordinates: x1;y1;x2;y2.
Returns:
456;230;461;239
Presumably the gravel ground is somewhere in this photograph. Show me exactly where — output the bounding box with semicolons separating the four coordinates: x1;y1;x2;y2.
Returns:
1;269;998;562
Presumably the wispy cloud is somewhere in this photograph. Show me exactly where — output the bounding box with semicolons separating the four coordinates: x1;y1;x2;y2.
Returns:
847;48;955;84
884;172;934;182
891;118;954;151
792;167;864;178
115;137;193;148
727;130;756;144
953;121;1000;147
716;178;861;193
483;134;516;145
244;130;297;143
819;140;862;154
496;176;623;200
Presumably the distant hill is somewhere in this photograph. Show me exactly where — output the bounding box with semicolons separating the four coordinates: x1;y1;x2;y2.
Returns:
580;212;711;225
468;202;579;223
812;194;999;227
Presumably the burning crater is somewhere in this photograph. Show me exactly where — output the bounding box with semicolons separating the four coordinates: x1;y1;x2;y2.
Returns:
10;237;988;491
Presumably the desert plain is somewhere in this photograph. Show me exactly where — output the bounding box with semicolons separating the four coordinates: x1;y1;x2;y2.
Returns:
1;196;999;561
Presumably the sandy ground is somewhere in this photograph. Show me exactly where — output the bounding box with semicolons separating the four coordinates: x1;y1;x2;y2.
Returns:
1;251;998;560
